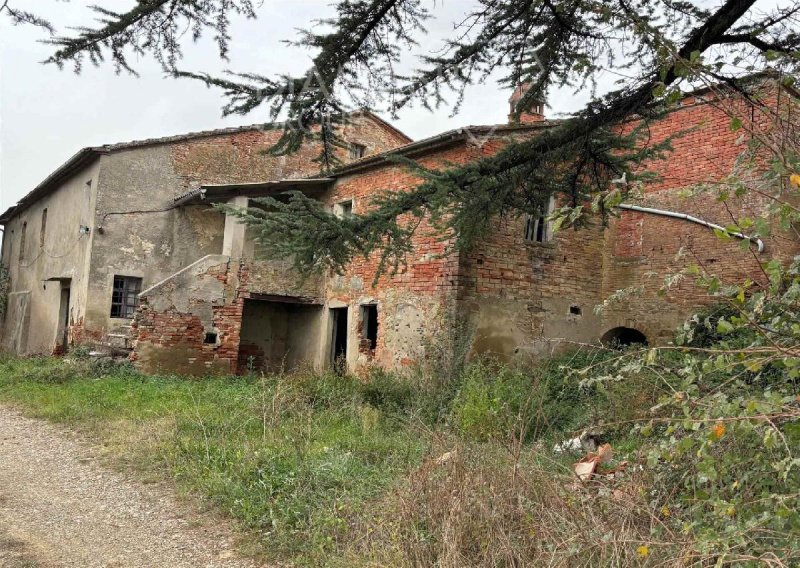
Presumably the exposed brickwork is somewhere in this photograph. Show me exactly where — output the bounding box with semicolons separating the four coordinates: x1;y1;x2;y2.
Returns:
171;113;410;188
130;81;798;375
321;142;479;368
132;261;248;374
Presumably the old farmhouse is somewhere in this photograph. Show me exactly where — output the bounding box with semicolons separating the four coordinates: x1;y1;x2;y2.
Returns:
1;79;797;375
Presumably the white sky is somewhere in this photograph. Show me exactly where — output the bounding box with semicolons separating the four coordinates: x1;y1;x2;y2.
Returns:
0;0;782;210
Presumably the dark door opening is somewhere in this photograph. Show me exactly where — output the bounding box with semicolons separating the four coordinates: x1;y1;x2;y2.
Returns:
331;307;348;367
57;283;71;353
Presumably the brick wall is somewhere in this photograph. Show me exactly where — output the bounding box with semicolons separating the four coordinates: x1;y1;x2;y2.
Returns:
321;142;479;368
462;83;799;354
171;113;410;186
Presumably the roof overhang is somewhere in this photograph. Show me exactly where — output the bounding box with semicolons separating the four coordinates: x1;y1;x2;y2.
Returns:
173;178;335;206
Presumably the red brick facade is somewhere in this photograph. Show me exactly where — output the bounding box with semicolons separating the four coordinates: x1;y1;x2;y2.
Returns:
131;81;799;375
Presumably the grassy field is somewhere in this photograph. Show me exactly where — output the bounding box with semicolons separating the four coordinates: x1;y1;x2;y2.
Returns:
0;350;622;566
0;355;435;565
5;346;774;566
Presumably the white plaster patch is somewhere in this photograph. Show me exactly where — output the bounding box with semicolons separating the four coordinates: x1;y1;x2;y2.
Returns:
127;234;156;258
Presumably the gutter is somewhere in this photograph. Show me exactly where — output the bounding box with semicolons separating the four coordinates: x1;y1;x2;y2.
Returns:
617;203;765;253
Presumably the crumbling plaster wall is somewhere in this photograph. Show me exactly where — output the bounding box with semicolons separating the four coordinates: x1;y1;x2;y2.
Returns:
132;255;240;375
83;114;409;347
127;115;410;373
0;160;101;354
460;215;606;361
598;90;800;343
85;145;225;344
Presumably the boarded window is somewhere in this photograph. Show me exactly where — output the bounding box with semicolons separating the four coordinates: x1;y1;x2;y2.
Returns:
110;276;142;318
524;195;555;243
349;143;366;160
360;304;378;351
18;222;27;263
39;209;47;248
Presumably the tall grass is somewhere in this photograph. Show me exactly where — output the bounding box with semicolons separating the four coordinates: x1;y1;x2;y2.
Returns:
0;356;427;564
0;348;669;566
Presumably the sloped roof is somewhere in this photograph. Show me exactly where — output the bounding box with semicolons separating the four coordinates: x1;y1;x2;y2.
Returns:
0;110;411;223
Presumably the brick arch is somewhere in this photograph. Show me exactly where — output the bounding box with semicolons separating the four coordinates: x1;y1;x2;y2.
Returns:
601;326;649;347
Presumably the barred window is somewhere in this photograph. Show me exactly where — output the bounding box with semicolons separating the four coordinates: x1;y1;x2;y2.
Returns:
110;276;142;318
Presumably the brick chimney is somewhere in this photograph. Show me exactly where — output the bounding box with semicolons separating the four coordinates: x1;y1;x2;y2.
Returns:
509;83;545;124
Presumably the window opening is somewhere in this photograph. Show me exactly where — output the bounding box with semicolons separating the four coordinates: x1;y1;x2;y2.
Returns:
524;195;555;243
18;222;27;263
334;200;354;219
110;276;142;318
349;143;366;160
39;209;47;248
360;304;378;351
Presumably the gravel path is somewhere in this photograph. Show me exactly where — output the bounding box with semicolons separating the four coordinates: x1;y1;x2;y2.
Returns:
0;406;262;568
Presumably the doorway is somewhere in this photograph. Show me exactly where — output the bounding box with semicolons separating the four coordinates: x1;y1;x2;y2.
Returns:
330;307;348;368
237;297;323;373
57;283;71;353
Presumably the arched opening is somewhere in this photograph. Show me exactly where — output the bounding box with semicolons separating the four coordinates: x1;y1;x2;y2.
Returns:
601;327;648;348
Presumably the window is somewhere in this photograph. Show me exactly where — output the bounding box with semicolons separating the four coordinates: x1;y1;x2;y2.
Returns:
39;209;47;248
349;143;366;160
18;222;27;263
524;195;555;243
360;304;378;351
110;276;142;318
334;199;354;219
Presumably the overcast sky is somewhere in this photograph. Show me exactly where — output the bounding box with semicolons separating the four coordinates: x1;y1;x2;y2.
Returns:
0;0;610;211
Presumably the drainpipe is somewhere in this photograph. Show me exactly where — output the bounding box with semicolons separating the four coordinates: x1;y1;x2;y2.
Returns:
616;203;765;253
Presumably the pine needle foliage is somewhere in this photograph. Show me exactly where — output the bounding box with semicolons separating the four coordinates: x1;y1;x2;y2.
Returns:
13;0;800;275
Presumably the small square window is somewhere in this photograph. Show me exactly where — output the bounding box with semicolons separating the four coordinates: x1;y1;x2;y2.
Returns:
349;143;366;160
110;276;142;319
334;200;354;219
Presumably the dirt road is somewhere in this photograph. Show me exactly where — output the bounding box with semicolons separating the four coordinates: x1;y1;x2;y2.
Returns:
0;406;261;568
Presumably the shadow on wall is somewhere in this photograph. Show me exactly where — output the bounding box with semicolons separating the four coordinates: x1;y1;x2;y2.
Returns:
601;326;648;348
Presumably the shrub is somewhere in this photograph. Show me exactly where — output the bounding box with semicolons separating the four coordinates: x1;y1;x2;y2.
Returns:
359;368;415;415
449;353;604;443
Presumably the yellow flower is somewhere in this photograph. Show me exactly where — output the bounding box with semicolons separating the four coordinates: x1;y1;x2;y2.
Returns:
660;505;671;517
637;545;650;558
713;423;726;439
791;173;800;187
